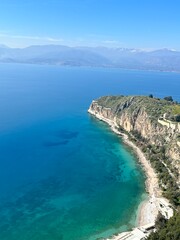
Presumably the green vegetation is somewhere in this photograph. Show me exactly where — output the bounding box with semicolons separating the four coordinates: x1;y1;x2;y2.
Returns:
170;114;180;122
100;96;172;125
147;213;180;240
97;95;125;108
129;131;180;206
97;95;180;123
172;105;180;115
164;96;173;102
164;105;180;122
154;213;167;230
168;105;180;122
129;128;180;238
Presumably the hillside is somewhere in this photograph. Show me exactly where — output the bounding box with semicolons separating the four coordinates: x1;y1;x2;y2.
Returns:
89;95;180;206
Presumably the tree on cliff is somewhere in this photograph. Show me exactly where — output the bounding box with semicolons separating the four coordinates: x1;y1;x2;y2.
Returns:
164;96;173;102
147;213;180;240
149;94;153;98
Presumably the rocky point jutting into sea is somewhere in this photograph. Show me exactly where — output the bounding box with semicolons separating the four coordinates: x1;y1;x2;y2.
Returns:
88;95;180;239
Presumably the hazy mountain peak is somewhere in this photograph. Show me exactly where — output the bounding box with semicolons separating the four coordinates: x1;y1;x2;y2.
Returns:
0;44;9;48
0;44;180;72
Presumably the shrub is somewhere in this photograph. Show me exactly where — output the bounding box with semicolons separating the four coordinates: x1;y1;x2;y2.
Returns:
164;96;173;102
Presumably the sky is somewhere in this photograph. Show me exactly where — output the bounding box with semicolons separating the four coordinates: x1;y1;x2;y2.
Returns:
0;0;180;49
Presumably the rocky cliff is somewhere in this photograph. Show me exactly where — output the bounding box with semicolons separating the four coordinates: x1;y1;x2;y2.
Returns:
88;96;180;203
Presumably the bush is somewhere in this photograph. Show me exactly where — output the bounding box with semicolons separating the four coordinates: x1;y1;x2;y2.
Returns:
175;114;180;122
164;96;173;102
147;213;180;240
155;212;167;230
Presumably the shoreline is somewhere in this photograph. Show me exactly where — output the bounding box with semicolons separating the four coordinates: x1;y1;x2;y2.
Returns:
121;130;161;226
2;62;180;75
88;109;162;233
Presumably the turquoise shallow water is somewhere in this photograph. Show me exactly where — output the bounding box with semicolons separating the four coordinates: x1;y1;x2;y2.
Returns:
0;64;180;240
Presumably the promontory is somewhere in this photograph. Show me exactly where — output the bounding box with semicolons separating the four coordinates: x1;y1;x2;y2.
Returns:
88;95;180;240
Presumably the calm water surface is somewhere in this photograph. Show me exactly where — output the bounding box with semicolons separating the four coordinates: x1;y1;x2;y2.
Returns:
0;64;180;240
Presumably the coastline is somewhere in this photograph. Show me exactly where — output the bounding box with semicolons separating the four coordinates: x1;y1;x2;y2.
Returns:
122;132;161;226
88;109;162;233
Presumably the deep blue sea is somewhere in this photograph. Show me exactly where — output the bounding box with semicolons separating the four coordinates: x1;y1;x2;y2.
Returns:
0;64;180;240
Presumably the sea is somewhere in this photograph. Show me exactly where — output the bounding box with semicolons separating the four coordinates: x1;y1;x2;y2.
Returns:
0;64;180;240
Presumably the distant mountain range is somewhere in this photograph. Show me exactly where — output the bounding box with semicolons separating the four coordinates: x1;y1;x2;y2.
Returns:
1;44;180;71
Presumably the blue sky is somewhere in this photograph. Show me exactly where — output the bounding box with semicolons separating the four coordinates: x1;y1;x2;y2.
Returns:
0;0;180;49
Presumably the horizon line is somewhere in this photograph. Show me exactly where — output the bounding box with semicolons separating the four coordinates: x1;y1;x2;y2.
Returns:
0;43;178;52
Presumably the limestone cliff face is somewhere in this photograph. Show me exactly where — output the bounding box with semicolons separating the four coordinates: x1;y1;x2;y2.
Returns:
89;96;180;173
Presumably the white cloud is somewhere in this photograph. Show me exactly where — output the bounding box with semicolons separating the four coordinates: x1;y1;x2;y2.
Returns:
102;40;123;46
102;40;118;44
0;33;64;47
0;32;124;48
0;33;63;42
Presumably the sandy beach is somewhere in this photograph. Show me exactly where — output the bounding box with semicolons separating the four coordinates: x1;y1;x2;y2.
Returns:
88;109;162;227
122;133;161;226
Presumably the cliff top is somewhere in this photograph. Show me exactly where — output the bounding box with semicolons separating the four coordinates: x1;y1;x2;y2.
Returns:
95;95;180;122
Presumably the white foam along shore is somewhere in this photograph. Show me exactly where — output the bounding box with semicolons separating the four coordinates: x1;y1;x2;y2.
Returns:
88;108;173;239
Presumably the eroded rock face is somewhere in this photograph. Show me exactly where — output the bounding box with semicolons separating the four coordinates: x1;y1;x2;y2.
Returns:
89;97;180;173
